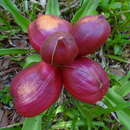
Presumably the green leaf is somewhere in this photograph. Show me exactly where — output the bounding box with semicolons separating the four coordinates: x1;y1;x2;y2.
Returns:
0;48;35;55
23;54;42;68
73;100;92;129
71;0;99;23
51;121;72;129
105;89;126;106
0;128;21;130
55;105;64;115
100;0;109;9
0;17;10;25
0;35;8;40
104;89;130;129
22;115;42;130
0;0;30;32
79;0;85;5
91;102;130;118
45;0;60;16
113;71;130;97
114;45;122;55
104;54;130;64
116;110;130;130
109;2;122;9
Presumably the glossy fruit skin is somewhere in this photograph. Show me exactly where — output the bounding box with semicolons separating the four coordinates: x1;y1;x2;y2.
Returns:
62;58;109;104
28;14;72;51
11;62;62;117
72;15;111;56
40;32;79;65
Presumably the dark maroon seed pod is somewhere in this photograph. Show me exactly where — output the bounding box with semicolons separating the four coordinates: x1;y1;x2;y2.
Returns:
28;14;72;51
40;32;79;65
62;57;109;104
11;62;62;117
72;15;111;56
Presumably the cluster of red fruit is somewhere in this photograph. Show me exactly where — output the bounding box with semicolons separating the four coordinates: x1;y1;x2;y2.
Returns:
11;14;111;117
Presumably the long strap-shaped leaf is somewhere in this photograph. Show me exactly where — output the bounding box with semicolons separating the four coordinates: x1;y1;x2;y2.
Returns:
22;115;42;130
105;89;130;130
0;128;21;130
0;0;30;32
45;0;60;16
71;0;99;23
0;48;35;55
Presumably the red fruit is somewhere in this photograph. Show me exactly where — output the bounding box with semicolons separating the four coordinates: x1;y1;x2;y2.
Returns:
72;15;111;56
40;32;79;65
28;14;72;51
11;62;62;117
62;58;109;104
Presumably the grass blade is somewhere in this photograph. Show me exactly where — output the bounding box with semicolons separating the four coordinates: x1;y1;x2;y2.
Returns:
116;110;130;130
23;54;42;68
71;0;99;23
104;54;130;64
0;0;30;32
113;71;130;97
45;0;60;16
0;48;35;55
104;89;130;129
22;115;42;130
0;128;21;130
